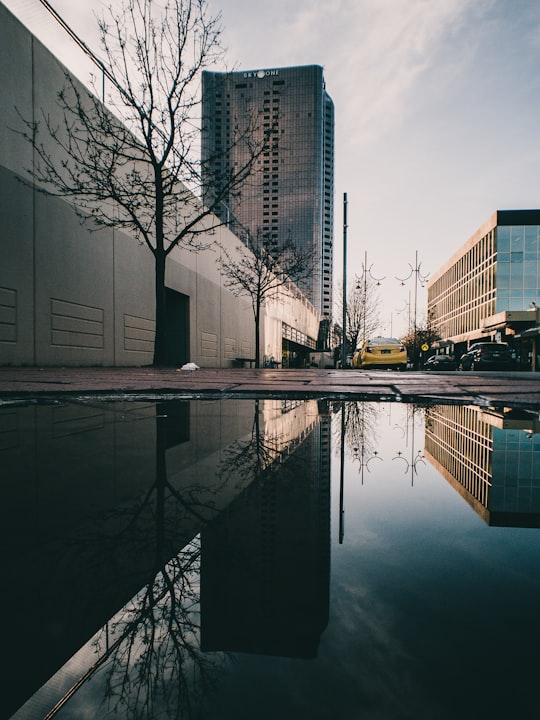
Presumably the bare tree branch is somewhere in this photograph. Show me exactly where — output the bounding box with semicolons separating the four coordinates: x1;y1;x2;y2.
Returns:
218;233;313;367
335;277;382;351
13;0;269;366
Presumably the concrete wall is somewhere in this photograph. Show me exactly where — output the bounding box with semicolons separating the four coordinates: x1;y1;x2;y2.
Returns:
0;2;320;367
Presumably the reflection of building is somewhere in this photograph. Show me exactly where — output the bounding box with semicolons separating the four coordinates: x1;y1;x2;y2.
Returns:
200;402;331;658
427;210;540;368
2;397;328;717
202;66;334;327
425;404;540;527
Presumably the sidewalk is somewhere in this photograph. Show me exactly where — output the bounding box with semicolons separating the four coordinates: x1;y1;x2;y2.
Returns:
2;366;540;408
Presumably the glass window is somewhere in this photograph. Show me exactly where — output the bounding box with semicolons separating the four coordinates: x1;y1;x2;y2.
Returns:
496;261;510;286
525;225;539;252
497;226;510;251
510;262;523;287
511;226;524;251
524;263;537;289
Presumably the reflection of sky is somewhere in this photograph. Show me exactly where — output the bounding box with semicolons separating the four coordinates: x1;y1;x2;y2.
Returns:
200;403;540;719
15;402;540;720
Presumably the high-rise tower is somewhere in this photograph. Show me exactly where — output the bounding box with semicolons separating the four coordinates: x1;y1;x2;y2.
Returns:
201;65;334;328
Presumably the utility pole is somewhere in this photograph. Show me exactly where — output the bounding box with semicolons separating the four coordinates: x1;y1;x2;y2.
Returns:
342;193;348;368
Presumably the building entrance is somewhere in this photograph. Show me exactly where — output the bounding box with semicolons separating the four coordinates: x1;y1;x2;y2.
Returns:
165;289;189;366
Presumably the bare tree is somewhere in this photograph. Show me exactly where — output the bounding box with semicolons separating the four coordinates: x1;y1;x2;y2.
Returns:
15;0;268;366
401;318;441;369
218;233;312;367
335;276;381;353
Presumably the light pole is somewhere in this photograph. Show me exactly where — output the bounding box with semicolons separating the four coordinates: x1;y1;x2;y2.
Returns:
396;251;429;368
355;251;385;345
341;193;348;368
395;292;411;335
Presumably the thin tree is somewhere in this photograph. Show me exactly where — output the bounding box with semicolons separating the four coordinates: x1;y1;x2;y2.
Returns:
218;233;312;368
335;276;381;355
15;0;269;366
401;317;441;369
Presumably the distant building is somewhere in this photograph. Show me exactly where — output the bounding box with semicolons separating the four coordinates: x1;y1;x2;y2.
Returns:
201;65;335;332
428;210;540;369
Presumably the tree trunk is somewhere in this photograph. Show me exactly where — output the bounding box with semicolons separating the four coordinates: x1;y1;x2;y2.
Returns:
255;298;261;368
153;249;168;366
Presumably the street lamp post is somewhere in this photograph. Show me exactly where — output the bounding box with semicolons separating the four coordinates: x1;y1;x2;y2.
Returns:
395;292;411;335
356;251;385;345
396;251;429;368
342;193;348;369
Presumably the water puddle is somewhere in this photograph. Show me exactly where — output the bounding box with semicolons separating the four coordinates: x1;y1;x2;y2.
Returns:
3;398;540;719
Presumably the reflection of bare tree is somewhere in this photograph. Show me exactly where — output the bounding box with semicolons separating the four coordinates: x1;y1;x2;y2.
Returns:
89;537;226;719
333;401;384;543
218;399;307;488
49;407;229;719
332;401;382;460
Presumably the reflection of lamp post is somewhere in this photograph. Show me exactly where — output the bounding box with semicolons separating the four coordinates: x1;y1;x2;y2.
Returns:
352;442;383;484
392;449;425;485
355;250;385;345
392;407;425;485
392;406;425;485
396;251;429;369
339;401;346;543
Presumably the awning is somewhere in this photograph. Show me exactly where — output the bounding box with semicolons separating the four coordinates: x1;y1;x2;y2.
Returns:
515;326;540;339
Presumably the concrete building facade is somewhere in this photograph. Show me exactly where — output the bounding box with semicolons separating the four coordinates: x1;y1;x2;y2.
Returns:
201;65;334;333
0;3;320;368
427;210;540;368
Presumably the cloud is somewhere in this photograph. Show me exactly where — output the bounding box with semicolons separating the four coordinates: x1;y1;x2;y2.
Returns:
323;0;489;147
214;0;494;150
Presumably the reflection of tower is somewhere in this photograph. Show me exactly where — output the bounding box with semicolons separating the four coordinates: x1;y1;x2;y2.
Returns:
200;405;331;658
425;405;540;527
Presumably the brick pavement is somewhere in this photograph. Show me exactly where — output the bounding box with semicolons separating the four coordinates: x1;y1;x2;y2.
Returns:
2;366;540;408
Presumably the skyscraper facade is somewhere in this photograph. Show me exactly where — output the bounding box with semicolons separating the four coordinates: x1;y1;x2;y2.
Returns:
201;65;334;329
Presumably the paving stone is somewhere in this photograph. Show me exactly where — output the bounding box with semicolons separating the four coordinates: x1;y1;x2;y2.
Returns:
1;367;540;408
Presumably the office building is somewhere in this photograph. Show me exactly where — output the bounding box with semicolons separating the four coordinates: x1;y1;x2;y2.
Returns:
428;210;540;368
201;65;334;330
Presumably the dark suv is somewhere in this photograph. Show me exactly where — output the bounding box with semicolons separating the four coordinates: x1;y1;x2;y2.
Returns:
458;342;515;371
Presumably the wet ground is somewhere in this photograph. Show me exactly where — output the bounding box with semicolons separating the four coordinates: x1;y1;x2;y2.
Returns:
4;369;540;719
5;394;540;720
2;366;540;408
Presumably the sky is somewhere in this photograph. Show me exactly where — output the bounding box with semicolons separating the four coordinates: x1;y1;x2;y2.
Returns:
4;0;540;337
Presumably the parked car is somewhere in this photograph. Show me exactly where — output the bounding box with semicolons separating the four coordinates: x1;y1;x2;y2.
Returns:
354;337;408;370
457;342;515;371
423;354;457;371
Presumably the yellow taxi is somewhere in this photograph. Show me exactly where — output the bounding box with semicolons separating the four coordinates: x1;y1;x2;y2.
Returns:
353;337;408;371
